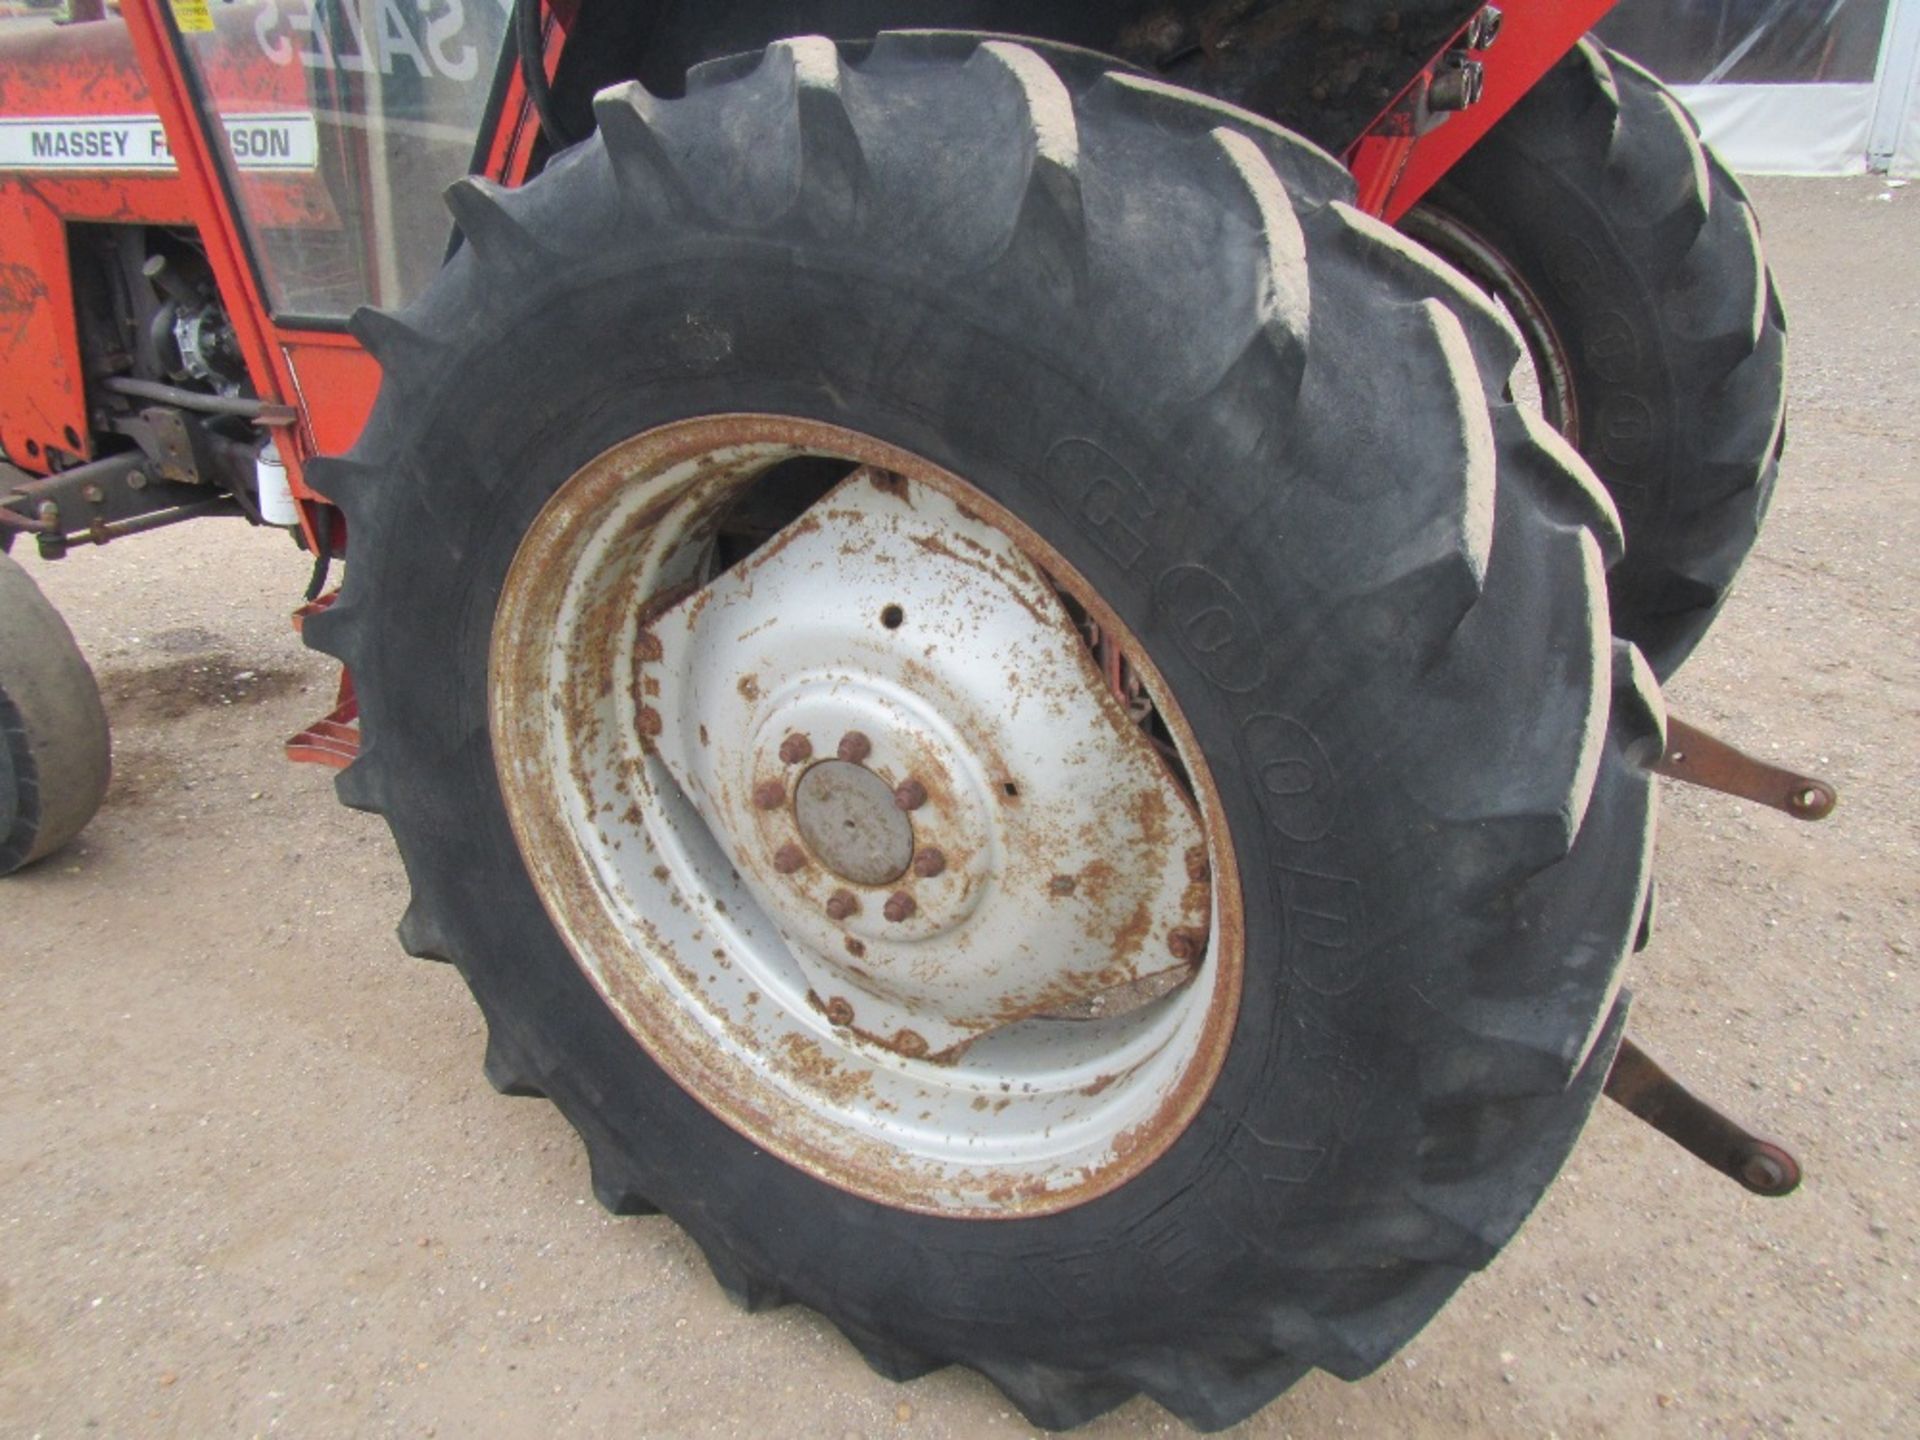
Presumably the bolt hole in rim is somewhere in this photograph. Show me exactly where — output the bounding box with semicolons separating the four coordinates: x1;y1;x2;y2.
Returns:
491;416;1243;1216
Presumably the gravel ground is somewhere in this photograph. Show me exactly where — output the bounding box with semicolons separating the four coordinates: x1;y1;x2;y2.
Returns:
2;175;1915;1439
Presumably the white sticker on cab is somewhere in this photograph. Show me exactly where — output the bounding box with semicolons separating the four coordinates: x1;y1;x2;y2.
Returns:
0;113;318;173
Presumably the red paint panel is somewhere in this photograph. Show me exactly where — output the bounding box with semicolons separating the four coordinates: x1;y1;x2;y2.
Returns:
0;16;195;472
0;11;168;117
0;186;84;472
280;330;381;478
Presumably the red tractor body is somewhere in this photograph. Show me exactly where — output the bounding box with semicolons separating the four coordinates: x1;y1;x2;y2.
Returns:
1;6;1817;1430
2;0;1611;566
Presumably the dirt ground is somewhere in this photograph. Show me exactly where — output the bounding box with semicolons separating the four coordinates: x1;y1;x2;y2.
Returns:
3;176;1915;1439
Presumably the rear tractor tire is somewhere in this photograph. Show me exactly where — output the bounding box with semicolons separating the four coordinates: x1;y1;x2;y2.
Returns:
307;35;1663;1431
0;553;111;875
1407;37;1788;678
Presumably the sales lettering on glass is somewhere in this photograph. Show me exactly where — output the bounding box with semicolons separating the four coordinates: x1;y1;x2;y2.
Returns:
253;0;504;82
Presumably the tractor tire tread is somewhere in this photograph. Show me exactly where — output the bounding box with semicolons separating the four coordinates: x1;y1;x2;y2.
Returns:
1415;37;1786;676
307;34;1659;1431
0;554;110;875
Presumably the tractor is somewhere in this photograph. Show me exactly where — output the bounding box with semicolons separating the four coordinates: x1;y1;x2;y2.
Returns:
0;1;1832;1429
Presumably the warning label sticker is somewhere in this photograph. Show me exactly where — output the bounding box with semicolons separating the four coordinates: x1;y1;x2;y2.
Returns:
169;0;216;34
0;113;318;173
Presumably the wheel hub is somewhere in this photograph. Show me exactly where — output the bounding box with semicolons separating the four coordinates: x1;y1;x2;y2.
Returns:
489;416;1242;1215
641;467;1210;1059
792;759;913;886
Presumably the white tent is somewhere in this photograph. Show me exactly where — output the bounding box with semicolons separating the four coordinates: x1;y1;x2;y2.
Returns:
1596;0;1920;175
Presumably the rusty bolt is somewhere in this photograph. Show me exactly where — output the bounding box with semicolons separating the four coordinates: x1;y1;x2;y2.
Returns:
883;891;917;923
837;731;872;763
752;779;787;811
778;733;813;765
1185;845;1211;884
893;778;927;812
1167;926;1209;962
1428;56;1484;112
826;889;858;921
772;842;807;875
891;1029;929;1059
912;848;947;879
824;996;855;1027
844;936;866;959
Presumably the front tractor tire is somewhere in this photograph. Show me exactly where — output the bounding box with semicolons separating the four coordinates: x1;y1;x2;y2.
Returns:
308;35;1662;1430
1408;38;1789;678
0;553;110;876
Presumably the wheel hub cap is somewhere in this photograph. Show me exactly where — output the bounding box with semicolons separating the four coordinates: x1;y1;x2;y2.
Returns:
793;760;913;886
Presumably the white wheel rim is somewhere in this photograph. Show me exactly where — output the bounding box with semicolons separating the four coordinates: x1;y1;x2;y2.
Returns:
491;416;1243;1216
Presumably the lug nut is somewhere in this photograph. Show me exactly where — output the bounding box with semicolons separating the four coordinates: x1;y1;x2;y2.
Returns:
752;779;786;811
837;731;872;763
883;891;917;923
893;778;927;812
778;733;813;765
911;848;947;879
824;996;855;1026
826;889;858;921
1167;926;1209;962
772;842;807;875
890;1029;929;1058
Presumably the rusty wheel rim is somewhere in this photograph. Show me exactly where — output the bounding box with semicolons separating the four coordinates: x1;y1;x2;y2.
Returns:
490;416;1243;1217
1402;204;1579;441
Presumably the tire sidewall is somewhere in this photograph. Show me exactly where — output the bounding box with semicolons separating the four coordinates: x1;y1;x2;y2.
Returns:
0;688;27;861
1423;171;1678;534
1417;39;1785;677
359;241;1432;1352
0;553;109;874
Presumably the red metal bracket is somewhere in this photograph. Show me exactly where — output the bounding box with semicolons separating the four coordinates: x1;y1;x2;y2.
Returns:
286;595;359;769
1348;0;1620;220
